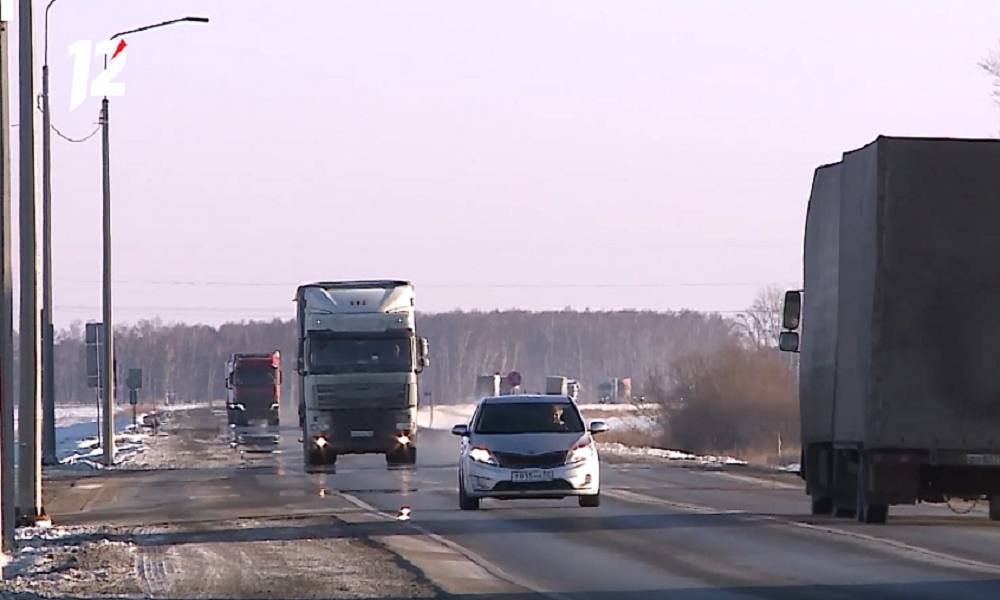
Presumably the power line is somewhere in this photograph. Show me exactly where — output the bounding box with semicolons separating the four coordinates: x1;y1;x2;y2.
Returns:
54;304;776;315
58;279;799;289
51;122;100;143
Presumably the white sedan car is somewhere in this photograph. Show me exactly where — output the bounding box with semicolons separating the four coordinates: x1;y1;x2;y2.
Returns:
452;394;608;510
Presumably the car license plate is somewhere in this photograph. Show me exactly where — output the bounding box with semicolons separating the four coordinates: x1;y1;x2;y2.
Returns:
511;469;554;483
967;453;1000;465
350;430;374;438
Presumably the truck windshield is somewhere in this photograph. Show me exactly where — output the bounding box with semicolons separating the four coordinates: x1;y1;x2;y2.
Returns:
234;368;277;386
307;337;413;374
474;402;584;434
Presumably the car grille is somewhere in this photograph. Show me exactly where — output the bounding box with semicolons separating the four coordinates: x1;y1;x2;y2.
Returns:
493;450;567;469
492;480;573;492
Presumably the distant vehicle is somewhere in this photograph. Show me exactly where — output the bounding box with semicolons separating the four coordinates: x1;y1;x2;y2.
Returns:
780;137;1000;523
475;374;501;399
225;352;281;444
452;394;608;510
296;280;430;467
597;377;631;403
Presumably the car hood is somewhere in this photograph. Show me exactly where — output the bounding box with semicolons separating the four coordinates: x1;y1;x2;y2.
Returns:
470;432;587;454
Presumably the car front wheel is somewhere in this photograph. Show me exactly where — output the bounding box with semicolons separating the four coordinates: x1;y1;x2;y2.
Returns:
579;493;600;508
458;474;480;510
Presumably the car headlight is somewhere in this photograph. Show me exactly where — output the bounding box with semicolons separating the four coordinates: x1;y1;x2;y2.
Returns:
567;442;595;464
469;446;497;465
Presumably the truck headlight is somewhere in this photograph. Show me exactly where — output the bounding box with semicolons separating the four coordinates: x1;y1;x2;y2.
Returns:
270;403;280;411
469;446;497;466
567;442;595;464
314;436;329;449
396;434;411;446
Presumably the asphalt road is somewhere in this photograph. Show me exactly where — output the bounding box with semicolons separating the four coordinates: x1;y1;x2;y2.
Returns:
45;407;1000;599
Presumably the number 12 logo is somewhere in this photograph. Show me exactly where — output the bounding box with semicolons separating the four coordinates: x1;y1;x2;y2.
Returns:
68;39;127;112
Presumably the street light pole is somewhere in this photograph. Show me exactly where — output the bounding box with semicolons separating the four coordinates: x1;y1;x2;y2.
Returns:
17;0;45;524
0;4;18;553
100;16;209;467
40;0;58;467
99;96;113;466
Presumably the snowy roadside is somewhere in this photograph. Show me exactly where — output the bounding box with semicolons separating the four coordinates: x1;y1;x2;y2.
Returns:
1;525;141;598
597;441;748;467
55;402;217;471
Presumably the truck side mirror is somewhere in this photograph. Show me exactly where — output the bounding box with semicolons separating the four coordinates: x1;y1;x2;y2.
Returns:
416;337;430;373
782;290;802;331
779;331;800;353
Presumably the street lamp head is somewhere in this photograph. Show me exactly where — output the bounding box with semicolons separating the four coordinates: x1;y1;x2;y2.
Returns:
185;16;210;23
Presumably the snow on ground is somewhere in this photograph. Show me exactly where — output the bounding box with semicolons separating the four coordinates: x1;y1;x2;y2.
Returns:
59;425;150;469
597;442;748;466
57;403;211;470
2;525;140;597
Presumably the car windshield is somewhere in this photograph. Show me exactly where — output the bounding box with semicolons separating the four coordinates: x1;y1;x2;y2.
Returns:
233;368;276;386
474;402;584;434
307;337;413;374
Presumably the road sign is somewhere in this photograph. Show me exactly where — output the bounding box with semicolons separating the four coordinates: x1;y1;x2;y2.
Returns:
85;322;103;388
127;367;142;390
507;371;522;388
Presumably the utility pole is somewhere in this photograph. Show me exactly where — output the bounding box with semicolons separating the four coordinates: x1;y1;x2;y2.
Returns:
17;0;45;524
100;97;114;466
40;0;56;466
98;15;208;467
0;1;18;553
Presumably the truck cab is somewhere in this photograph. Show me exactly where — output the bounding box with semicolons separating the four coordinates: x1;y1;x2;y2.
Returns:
225;351;281;444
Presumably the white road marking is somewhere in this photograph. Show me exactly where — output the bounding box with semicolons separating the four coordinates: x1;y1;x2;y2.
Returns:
604;487;1000;575
337;491;573;600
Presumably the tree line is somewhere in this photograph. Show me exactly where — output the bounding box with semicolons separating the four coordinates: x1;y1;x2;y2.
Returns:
44;310;736;407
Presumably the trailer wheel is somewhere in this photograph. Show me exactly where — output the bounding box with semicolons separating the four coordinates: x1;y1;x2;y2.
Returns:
856;457;888;524
989;495;1000;521
810;496;833;515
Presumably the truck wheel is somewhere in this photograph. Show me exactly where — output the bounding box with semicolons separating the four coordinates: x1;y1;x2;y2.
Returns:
856;457;888;524
268;418;279;428
386;446;417;466
459;480;480;510
989;495;1000;521
810;496;833;515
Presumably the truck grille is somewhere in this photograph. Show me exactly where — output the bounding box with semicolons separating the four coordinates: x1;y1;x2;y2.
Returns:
493;450;568;469
314;383;408;410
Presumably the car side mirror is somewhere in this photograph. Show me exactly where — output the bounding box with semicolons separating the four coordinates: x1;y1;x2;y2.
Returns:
782;290;802;330
451;424;469;437
589;420;609;435
779;331;800;353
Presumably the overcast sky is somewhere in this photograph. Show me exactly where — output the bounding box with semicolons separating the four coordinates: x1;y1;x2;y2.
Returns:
5;0;1000;326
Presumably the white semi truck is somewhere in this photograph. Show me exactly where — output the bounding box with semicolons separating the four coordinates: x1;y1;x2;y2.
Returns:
296;281;429;467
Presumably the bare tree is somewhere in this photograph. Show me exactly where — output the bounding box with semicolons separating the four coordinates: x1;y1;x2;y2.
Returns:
733;286;784;348
981;43;1000;107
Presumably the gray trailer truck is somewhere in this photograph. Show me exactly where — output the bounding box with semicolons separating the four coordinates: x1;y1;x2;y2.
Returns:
296;281;429;467
780;136;1000;524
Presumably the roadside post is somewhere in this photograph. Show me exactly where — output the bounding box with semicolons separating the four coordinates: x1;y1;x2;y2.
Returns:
126;368;142;428
424;390;433;428
85;323;103;446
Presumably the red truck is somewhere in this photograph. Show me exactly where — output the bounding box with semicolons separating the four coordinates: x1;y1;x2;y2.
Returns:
225;352;281;433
